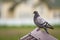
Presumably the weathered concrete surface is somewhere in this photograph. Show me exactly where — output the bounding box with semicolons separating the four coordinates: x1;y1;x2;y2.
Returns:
31;28;58;40
20;28;58;40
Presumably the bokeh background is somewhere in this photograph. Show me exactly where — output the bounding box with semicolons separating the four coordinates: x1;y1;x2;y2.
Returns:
0;0;60;40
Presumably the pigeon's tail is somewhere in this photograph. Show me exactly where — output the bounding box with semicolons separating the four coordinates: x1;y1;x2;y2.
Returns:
47;24;54;29
49;27;54;29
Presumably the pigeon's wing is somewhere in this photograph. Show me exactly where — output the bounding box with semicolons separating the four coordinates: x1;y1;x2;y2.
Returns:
36;17;54;29
37;17;46;24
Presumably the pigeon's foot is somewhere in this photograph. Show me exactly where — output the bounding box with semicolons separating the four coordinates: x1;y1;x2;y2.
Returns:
46;32;49;34
36;28;40;31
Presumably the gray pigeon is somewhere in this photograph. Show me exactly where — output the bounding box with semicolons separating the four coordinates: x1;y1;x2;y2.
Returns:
33;11;54;34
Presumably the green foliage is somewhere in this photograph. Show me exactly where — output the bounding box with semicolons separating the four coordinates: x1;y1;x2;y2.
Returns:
0;25;60;40
53;24;60;28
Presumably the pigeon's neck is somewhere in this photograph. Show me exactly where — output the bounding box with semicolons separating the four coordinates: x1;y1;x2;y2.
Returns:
34;14;40;19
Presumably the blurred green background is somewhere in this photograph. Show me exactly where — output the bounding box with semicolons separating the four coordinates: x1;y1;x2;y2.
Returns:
0;0;60;40
0;25;60;40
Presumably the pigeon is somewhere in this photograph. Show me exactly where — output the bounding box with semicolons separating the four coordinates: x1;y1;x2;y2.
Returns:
33;11;54;34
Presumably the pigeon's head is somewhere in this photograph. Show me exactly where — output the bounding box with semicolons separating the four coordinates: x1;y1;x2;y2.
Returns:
33;11;38;15
33;11;40;16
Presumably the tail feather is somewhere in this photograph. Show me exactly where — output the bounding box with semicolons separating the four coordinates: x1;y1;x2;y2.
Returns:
47;24;54;29
49;27;54;29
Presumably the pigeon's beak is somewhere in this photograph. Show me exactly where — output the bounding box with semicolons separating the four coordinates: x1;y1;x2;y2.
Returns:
33;12;35;14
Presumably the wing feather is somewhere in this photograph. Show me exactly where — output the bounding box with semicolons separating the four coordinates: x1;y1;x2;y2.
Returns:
37;17;46;24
